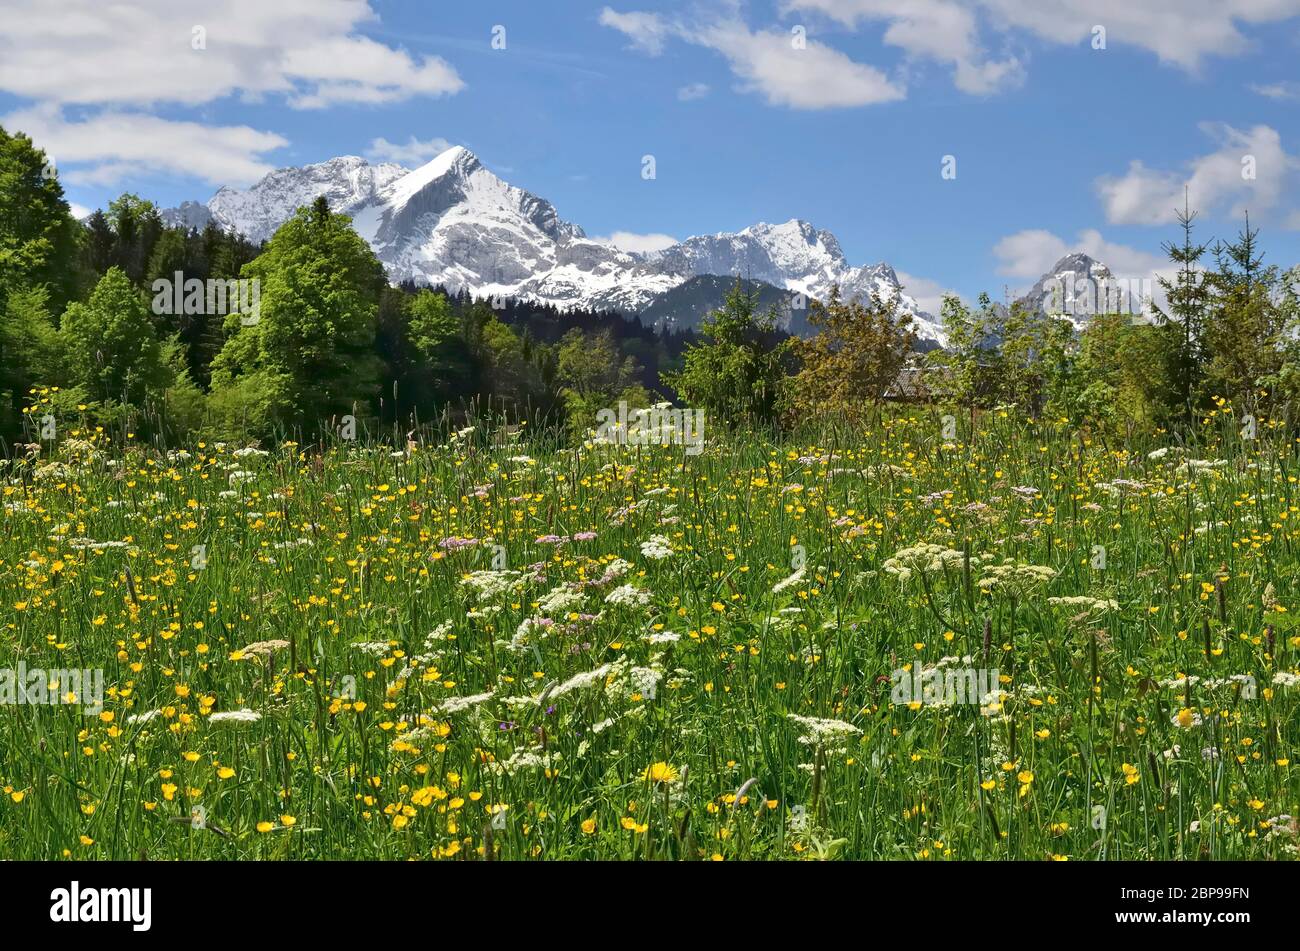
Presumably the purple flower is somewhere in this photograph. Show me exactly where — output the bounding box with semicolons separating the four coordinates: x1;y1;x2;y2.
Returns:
438;536;479;550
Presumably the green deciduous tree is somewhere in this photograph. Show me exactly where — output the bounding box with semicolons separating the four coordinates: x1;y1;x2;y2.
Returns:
1050;312;1179;436
785;286;916;423
209;197;387;436
555;327;650;432
925;293;1005;407
0;284;61;441
60;267;168;407
0;125;80;318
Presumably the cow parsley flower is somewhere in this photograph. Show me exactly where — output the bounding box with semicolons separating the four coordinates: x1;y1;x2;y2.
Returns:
639;535;674;560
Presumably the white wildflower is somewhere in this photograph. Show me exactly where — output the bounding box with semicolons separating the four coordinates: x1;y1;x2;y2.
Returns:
639;535;674;560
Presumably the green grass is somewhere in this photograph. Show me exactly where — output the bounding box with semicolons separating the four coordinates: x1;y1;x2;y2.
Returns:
2;404;1299;860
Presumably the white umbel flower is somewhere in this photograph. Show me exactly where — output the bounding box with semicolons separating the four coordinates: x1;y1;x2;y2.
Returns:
639;535;674;560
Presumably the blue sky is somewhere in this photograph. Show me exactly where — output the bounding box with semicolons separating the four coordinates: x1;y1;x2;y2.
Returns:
2;0;1298;308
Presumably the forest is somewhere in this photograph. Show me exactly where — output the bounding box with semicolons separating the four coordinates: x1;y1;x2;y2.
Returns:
4;123;1300;452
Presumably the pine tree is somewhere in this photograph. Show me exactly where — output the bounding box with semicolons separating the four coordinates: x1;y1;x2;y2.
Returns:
665;281;791;429
1202;212;1285;409
1154;191;1210;418
81;210;117;277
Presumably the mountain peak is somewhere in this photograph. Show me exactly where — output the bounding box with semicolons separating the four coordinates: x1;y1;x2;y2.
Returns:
1018;253;1119;326
419;145;479;177
204;153;410;242
868;261;900;284
1047;252;1111;277
161;147;942;343
384;146;482;206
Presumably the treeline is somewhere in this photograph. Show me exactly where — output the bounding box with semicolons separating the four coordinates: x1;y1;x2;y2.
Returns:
0;126;693;447
666;206;1300;438
923;207;1300;436
4;121;1300;450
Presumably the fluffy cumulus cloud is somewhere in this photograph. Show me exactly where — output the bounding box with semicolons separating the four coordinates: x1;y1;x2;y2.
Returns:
0;0;464;187
894;269;961;315
993;228;1166;280
0;0;464;108
601;7;904;109
1096;124;1298;227
365;136;454;167
602;1;1300;106
2;105;289;187
696;19;905;108
980;0;1300;71
783;0;1024;95
592;231;681;253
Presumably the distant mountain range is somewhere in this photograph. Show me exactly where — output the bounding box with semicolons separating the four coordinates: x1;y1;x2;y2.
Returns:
639;274;803;334
157;147;945;342
157;146;1126;347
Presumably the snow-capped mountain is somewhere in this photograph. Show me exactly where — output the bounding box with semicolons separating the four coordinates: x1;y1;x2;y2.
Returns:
163;147;944;343
159;200;213;231
1017;253;1147;326
646;220;943;340
207;156;408;245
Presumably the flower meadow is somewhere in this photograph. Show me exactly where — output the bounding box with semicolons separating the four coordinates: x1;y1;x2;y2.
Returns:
3;405;1300;861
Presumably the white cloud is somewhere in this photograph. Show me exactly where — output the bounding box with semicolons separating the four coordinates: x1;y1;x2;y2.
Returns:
592;230;680;253
783;0;1024;94
1250;81;1300;101
5;105;289;188
698;19;906;108
980;0;1300;71
992;227;1176;312
601;7;904;108
0;1;465;193
280;35;464;110
1097;123;1297;226
707;1;1300;101
599;7;672;55
993;228;1166;280
678;82;711;101
0;0;464;109
67;202;92;220
895;268;960;314
992;229;1072;278
366;136;453;167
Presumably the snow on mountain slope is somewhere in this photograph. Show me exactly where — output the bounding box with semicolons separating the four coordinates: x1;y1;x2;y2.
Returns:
165;147;944;343
1016;253;1143;327
208;156;408;245
646;219;944;342
159;200;213;231
366;145;672;310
